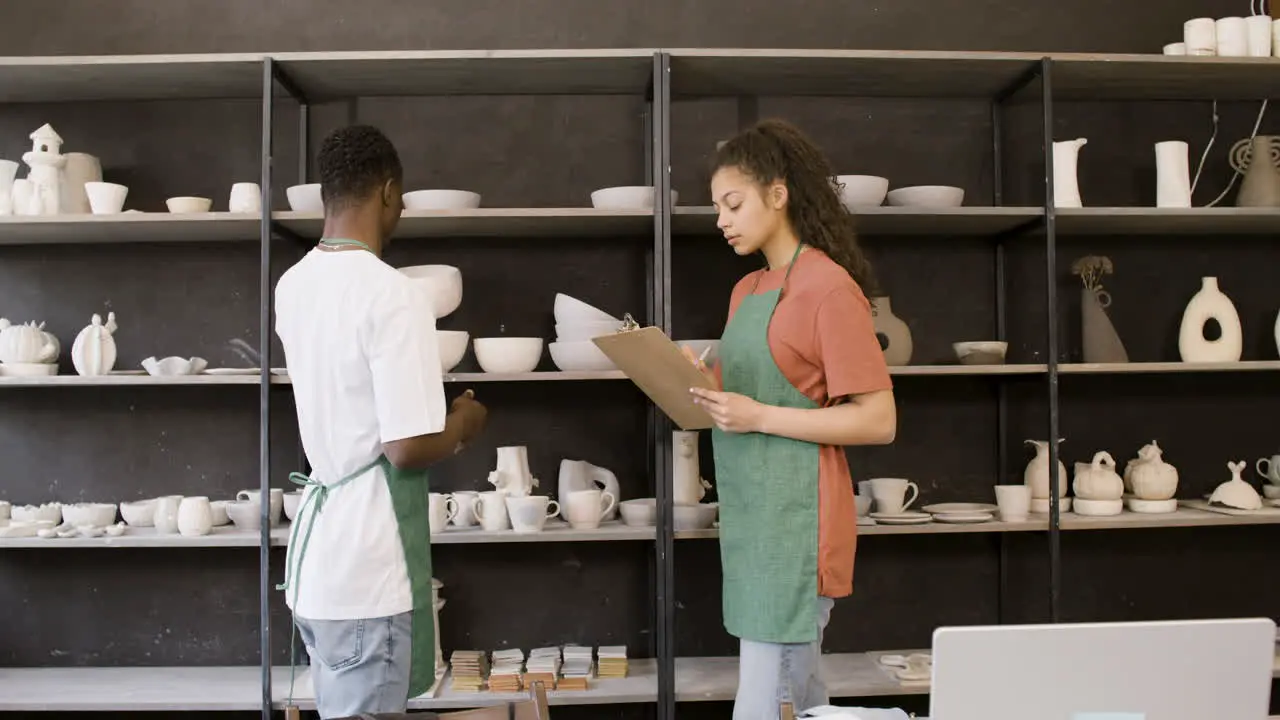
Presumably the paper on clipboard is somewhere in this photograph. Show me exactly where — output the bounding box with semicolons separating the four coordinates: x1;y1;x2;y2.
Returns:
592;326;716;430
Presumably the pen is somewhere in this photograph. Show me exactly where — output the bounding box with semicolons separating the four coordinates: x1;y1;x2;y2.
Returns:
696;346;712;366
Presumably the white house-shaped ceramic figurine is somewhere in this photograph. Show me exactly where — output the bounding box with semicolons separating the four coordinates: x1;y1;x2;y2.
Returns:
21;123;67;215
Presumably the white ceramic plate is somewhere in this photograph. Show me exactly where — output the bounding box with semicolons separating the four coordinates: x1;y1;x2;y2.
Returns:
932;511;994;524
870;511;932;525
922;502;998;514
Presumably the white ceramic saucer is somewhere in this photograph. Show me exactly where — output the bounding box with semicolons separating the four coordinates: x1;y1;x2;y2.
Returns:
870;511;932;525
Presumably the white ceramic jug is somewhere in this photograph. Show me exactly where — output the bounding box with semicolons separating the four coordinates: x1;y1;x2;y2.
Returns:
557;459;621;520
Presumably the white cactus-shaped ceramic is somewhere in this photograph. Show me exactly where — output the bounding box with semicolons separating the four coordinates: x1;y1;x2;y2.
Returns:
0;319;58;364
71;312;118;376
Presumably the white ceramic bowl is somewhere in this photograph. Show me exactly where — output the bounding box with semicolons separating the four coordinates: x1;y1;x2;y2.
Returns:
142;356;208;376
834;175;889;208
402;189;481;210
555;320;625;342
120;500;156;527
286;183;323;212
673;502;718;531
548;340;617;371
11;503;62;524
165;196;212;213
590;186;679;210
855;494;872;516
619;498;657;527
676;340;721;367
553;293;619;325
284;491;303;521
473;337;544;373
886;185;965;208
84;181;129;214
399;265;463;319
62;502;118;527
953;341;1008;365
437;330;470;372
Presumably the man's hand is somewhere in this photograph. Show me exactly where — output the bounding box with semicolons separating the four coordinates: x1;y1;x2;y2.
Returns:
450;389;488;443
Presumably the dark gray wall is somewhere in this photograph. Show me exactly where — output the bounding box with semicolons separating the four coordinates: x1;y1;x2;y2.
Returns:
2;2;1278;719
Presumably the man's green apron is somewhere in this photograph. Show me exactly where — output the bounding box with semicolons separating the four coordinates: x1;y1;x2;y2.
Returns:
711;243;823;644
277;237;437;705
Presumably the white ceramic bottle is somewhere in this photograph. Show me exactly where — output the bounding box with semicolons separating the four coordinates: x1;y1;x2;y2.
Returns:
1178;277;1243;362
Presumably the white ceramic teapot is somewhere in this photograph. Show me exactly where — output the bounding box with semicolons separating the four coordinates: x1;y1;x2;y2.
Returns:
1073;451;1123;501
1126;440;1179;501
0;319;58;364
557;459;621;520
71;312;118;376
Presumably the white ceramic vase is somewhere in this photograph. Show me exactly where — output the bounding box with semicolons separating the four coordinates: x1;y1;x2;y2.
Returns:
1052;138;1087;207
1155;141;1192;208
870;297;913;366
1178;277;1242;362
177;496;213;537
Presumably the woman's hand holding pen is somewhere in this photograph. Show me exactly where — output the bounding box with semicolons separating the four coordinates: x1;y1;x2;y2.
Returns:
689;387;765;434
680;345;719;388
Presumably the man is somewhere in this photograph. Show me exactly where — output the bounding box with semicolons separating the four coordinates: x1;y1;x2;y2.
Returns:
274;124;487;718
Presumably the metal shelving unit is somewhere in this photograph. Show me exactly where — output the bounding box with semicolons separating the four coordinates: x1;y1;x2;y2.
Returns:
1;47;1277;718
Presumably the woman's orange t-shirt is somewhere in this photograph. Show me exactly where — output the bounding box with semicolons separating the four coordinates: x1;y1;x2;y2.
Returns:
717;248;893;598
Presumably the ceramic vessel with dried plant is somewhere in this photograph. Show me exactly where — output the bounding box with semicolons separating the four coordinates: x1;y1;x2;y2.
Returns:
1071;255;1128;363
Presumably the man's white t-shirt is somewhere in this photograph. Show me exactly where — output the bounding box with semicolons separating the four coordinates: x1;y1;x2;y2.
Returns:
274;247;447;621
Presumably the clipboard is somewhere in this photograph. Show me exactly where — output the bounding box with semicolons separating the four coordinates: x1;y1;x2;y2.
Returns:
592;326;716;430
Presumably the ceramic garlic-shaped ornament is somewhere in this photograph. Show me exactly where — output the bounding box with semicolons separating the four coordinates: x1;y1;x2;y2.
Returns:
0;319;58;364
1127;440;1178;501
1073;451;1124;501
1209;460;1262;510
71;312;118;376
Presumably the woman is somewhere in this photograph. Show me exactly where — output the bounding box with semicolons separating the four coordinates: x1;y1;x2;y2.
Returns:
687;119;898;720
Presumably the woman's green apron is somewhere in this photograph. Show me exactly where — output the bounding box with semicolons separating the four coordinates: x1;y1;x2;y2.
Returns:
711;243;823;644
277;237;437;705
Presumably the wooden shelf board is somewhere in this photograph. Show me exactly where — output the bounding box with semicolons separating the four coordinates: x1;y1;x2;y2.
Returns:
0;525;273;549
0;213;261;245
0;374;264;387
890;364;1046;376
1061;507;1280;531
0;666;265;711
1058;361;1280;375
268;50;658;99
271;660;658;709
273;371;627;385
0;54;267;103
676;652;926;702
1047;54;1280;101
1054;207;1280;235
415;522;654;544
677;517;1047;540
674;206;1042;236
274;208;653;240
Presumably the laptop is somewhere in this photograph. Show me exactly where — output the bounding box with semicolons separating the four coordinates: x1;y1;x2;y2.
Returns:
929;618;1276;720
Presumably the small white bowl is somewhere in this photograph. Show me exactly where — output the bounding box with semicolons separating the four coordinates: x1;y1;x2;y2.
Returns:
886;185;965;208
286;183;323;212
84;182;129;214
555;320;625;342
548;341;617;372
553;293;619;325
284;491;303;521
399;265;463;319
142;356;208;376
437;330;470;372
165;196;213;213
619;498;656;527
402;189;481;210
120;500;157;527
673;502;718;531
953;341;1008;365
62;502;118;527
473;337;544;374
12;503;62;524
834;175;889;208
590;186;679;210
676;340;721;367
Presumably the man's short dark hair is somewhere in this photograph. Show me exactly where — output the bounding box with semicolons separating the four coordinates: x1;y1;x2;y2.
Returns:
317;125;403;212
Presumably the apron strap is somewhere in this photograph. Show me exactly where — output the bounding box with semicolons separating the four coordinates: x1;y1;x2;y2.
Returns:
748;242;806;294
277;453;387;707
318;237;374;253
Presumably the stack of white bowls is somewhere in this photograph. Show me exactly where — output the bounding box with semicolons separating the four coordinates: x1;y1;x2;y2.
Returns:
550;293;624;371
397;265;470;372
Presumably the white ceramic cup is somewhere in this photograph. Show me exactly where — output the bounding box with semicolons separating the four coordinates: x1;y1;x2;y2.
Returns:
229;182;261;213
857;480;873;497
428;493;458;534
1216;17;1248;56
1162;42;1187;55
564;489;617;530
869;477;919;514
473;491;511;531
237;488;284;526
154;495;183;534
177;496;213;537
994;485;1032;522
84;181;128;214
1184;17;1217;55
1256;455;1280;484
1245;15;1273;56
451;491;480;527
506;495;560;534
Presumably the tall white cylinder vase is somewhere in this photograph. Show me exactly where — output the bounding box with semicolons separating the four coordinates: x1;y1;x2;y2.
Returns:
1178;277;1242;363
1155;141;1192;208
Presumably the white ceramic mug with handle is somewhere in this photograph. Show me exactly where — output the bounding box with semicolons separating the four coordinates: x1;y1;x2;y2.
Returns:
428;493;458;534
1256;455;1280;484
564;489;617;530
473;491;510;531
869;477;919;514
505;495;560;534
